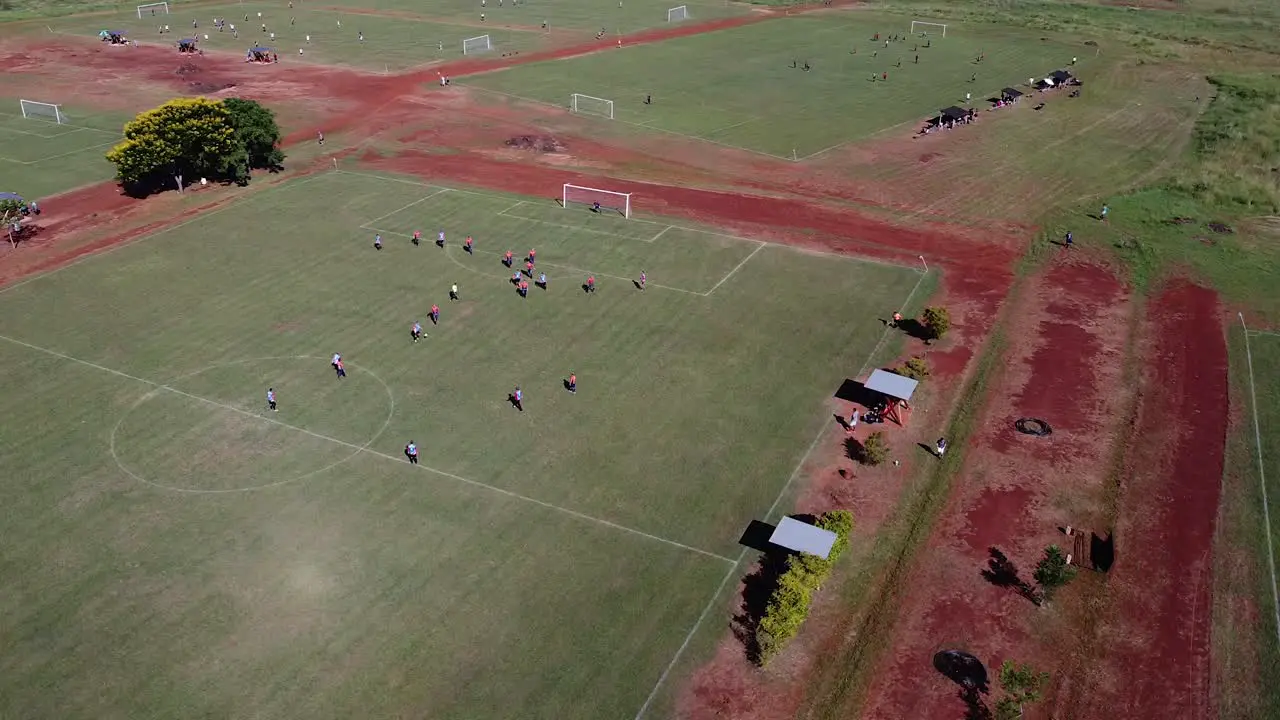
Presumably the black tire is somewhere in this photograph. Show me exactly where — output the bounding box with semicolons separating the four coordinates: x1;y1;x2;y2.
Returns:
1015;418;1052;437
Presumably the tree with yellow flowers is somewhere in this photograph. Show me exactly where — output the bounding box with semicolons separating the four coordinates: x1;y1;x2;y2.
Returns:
106;97;283;196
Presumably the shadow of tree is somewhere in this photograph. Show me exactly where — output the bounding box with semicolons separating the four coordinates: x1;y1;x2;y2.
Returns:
980;547;1041;605
730;550;791;664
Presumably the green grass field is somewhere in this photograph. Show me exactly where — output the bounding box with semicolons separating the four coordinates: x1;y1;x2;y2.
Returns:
464;14;1078;157
1243;329;1280;632
48;0;746;71
0;169;923;719
0;105;123;198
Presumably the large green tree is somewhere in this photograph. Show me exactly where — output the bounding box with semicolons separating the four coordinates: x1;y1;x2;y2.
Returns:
106;98;239;195
222;98;285;175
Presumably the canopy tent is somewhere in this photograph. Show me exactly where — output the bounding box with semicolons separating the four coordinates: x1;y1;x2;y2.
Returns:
939;106;969;123
0;192;23;202
177;37;198;52
1001;87;1023;101
246;46;275;62
769;517;838;559
864;369;919;425
101;29;128;44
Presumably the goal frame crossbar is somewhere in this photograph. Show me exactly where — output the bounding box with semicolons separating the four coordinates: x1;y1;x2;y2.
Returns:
19;100;66;124
136;1;169;18
570;93;614;119
667;4;689;22
461;34;492;54
910;20;947;37
563;184;632;218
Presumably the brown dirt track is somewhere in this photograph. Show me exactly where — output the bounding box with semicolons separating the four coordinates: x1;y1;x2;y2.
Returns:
0;7;1232;720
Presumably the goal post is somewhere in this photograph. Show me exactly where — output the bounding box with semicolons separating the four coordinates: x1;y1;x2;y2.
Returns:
137;1;169;18
570;93;614;119
910;20;947;37
563;184;631;218
462;34;492;54
19;100;66;124
667;5;689;22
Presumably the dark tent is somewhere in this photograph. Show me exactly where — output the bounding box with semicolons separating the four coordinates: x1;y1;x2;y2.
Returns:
0;192;22;202
1001;87;1023;100
178;37;198;52
939;106;968;123
1049;70;1073;84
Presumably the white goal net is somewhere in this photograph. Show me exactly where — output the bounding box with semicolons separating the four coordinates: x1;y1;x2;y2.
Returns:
667;5;689;22
570;93;614;119
137;2;169;18
910;20;947;37
20;100;66;124
564;184;631;218
462;34;492;54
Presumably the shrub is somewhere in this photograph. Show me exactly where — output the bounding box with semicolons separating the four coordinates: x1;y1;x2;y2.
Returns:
861;431;891;466
754;511;855;665
896;356;930;381
921;306;952;341
1032;544;1077;603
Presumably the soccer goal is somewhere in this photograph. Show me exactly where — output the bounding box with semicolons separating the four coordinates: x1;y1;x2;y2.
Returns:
462;34;492;54
667;5;689;22
137;1;169;18
564;184;631;218
570;94;614;119
19;100;66;124
910;20;946;37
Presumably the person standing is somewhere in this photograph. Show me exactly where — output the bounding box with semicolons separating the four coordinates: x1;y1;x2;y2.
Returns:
567;372;577;394
405;441;419;464
449;283;459;301
430;304;440;324
935;437;948;457
374;233;382;250
638;270;646;290
266;387;277;412
1100;204;1109;221
411;321;423;342
512;386;524;411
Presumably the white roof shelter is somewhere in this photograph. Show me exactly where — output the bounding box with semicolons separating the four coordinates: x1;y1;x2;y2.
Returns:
864;368;919;402
769;517;838;559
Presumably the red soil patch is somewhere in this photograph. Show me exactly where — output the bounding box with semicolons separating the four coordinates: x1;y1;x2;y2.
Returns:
1068;279;1226;720
857;259;1134;720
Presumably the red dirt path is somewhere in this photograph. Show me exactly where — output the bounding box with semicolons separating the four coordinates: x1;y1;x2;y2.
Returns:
857;258;1135;720
1066;279;1226;720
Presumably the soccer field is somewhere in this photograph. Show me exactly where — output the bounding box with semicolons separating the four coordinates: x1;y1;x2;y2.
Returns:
0;170;925;719
464;15;1078;158
0;104;123;199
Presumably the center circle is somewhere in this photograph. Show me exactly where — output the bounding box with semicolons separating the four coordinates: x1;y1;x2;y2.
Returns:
110;356;395;493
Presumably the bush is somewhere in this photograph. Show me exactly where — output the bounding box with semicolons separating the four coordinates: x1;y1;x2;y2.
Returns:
860;431;891;466
921;306;952;342
1032;544;1077;603
754;510;855;665
896;356;930;381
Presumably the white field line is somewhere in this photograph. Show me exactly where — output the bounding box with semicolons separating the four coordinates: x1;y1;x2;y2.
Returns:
359;188;450;227
1240;314;1280;644
493;199;527;216
646;225;673;243
634;266;931;719
0;332;735;564
0;173;332;299
1;140;120;166
1248;329;1280;339
497;208;663;242
367;225;707;295
334;169;922;273
704;242;765;296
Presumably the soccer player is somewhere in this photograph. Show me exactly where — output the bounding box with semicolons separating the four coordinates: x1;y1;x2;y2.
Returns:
405;441;419;464
411;321;423;342
437;229;446;247
512;386;524;411
317;130;324;145
512;271;522;284
528;248;536;263
412;230;421;246
538;272;547;288
1064;231;1073;248
645;94;652;105
934;437;948;457
592;201;601;213
450;283;459;301
567;372;576;393
525;260;534;277
430;304;440;324
519;279;529;297
586;275;596;293
890;311;903;328
331;353;342;370
1100;204;1109;221
267;387;277;411
465;236;474;254
504;250;514;267
638;270;646;290
374;233;382;250
335;358;346;378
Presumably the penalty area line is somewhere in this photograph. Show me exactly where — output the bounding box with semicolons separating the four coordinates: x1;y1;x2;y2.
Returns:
0;332;735;565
